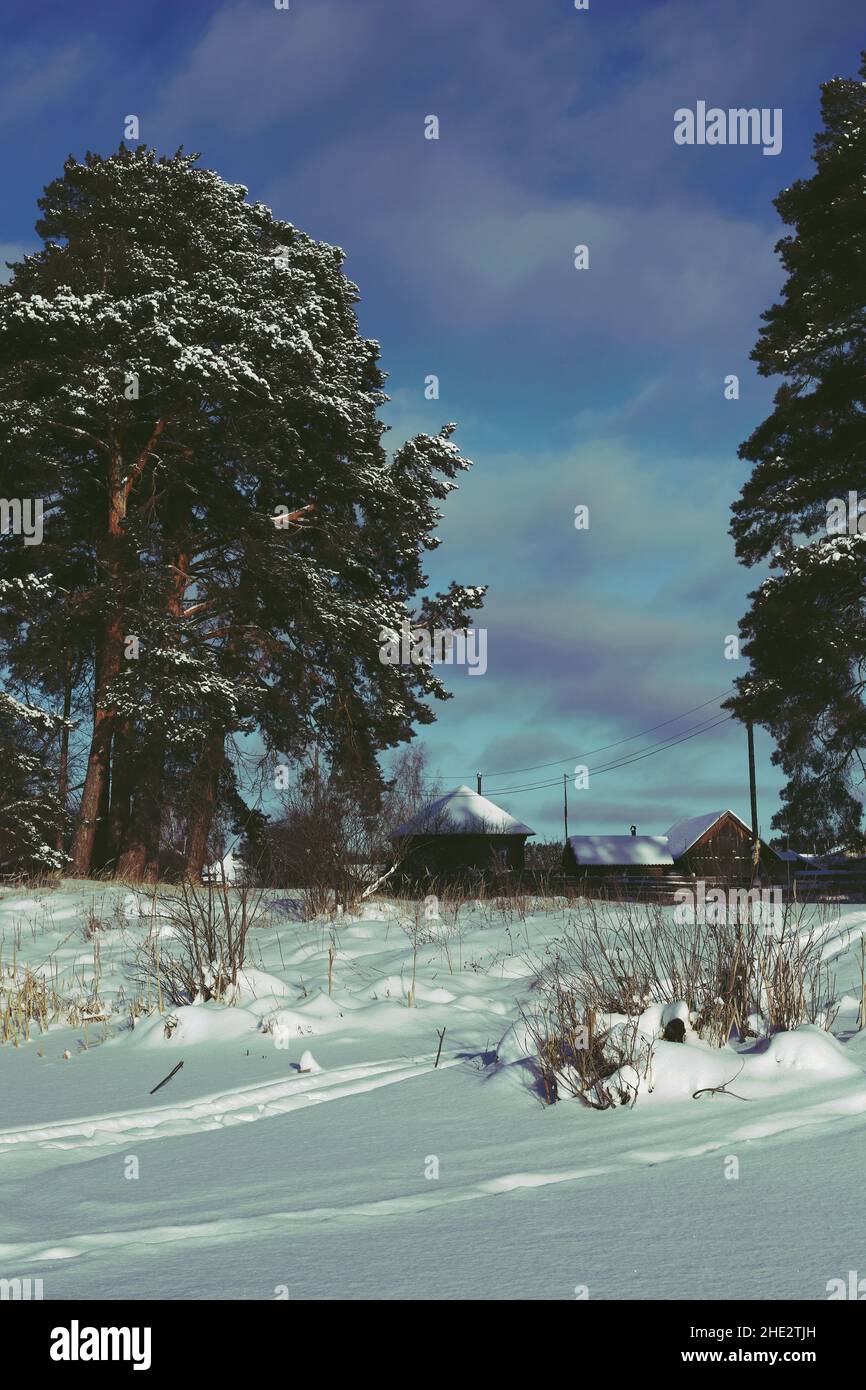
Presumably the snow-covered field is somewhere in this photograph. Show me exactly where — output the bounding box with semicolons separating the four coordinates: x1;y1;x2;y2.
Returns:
1;882;866;1301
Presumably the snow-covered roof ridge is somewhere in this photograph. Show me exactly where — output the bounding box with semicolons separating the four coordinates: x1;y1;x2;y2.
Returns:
566;835;674;867
664;809;751;861
391;784;534;838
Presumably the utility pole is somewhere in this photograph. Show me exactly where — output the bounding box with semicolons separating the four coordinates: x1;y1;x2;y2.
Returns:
745;718;763;885
746;720;759;843
563;772;569;842
476;771;482;795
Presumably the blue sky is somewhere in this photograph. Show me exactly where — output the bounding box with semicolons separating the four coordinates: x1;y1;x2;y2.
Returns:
2;0;862;841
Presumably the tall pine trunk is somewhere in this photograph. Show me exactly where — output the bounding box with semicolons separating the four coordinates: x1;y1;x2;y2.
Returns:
115;732;165;882
184;729;225;881
55;652;72;856
70;463;128;876
116;768;163;881
106;720;134;868
117;535;190;883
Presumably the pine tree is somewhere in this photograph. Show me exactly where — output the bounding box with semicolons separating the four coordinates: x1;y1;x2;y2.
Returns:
0;146;484;878
727;53;866;851
0;690;67;874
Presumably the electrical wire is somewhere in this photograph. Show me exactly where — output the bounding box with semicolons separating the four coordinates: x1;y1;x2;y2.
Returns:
420;700;736;796
478;688;735;779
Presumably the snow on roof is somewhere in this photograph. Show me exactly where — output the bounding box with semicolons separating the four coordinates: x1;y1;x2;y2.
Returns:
664;809;751;861
391;785;534;838
566;835;674;867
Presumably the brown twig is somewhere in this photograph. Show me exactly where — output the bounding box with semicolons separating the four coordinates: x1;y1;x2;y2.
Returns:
692;1063;752;1101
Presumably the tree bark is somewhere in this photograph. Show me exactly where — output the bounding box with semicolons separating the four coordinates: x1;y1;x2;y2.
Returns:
184;729;225;881
116;773;163;882
69;466;128;876
70;422;170;877
91;751;113;875
55;652;73;855
106;719;134;868
116;534;190;883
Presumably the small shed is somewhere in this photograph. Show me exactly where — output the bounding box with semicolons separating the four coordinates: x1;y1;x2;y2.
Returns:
563;834;674;877
391;784;534;882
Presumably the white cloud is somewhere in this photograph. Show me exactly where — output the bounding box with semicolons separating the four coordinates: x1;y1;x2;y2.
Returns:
153;0;380;138
0;43;95;125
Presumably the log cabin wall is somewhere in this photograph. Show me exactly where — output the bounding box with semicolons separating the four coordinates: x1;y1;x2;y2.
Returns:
400;832;528;880
674;812;754;881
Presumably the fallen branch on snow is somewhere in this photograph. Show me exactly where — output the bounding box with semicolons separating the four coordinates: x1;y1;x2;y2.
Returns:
149;1060;184;1095
692;1062;752;1102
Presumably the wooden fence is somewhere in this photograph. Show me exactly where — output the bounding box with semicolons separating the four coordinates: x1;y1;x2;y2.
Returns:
547;871;866;905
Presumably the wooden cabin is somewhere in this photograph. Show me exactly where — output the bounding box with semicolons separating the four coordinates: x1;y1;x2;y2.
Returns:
390;784;534;883
664;809;759;881
564;809;773;885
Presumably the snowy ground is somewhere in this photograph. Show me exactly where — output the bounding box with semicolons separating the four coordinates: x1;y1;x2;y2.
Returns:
1;882;866;1301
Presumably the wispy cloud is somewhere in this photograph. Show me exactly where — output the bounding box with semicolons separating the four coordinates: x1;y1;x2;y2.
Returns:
0;42;96;125
152;0;380;139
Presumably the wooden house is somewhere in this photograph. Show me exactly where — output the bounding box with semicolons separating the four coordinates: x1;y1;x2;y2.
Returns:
664;809;759;880
390;784;534;882
564;809;773;884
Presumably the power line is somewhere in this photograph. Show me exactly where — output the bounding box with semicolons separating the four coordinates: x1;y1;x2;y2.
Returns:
590;713;734;777
481;688;735;779
421;711;734;799
421;687;735;787
492;714;734;797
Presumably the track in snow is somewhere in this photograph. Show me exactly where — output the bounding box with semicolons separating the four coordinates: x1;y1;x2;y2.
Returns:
0;1053;460;1156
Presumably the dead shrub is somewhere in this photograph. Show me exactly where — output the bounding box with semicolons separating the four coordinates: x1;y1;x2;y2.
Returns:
525;896;837;1104
132;879;263;1008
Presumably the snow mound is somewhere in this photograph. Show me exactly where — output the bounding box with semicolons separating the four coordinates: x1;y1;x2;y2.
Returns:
637;1040;746;1100
227;968;294;1006
757;1026;862;1079
606;1025;863;1104
133;1004;258;1047
369;975;455;1004
495;1019;535;1065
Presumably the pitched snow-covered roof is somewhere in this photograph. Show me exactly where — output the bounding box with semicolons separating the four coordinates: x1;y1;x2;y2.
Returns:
391;785;534;838
566;835;674;867
664;809;752;861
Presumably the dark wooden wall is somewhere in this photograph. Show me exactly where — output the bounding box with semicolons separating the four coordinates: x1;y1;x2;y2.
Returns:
396;833;527;881
674;813;755;881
